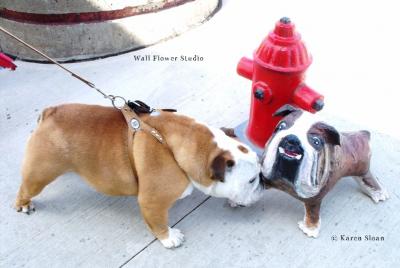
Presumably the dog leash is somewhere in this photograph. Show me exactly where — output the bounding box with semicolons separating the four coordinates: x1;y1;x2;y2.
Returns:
0;25;126;109
0;25;175;144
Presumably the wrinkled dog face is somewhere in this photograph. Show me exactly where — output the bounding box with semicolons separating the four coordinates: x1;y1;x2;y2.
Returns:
192;127;263;206
261;105;340;198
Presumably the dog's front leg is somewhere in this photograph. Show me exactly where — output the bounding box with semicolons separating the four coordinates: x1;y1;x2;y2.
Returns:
133;135;192;248
298;201;321;238
138;196;184;249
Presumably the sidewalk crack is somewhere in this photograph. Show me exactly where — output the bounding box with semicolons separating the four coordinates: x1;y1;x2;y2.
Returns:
119;196;211;267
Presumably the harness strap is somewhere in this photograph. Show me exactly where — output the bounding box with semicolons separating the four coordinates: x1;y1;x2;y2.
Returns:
120;104;165;144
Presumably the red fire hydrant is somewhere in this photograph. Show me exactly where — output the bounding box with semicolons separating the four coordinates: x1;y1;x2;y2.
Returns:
237;17;324;148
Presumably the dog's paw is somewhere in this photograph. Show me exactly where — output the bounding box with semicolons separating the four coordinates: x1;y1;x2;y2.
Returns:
160;227;185;249
228;200;239;208
15;202;35;215
226;200;246;208
369;188;389;203
298;220;320;238
355;176;389;203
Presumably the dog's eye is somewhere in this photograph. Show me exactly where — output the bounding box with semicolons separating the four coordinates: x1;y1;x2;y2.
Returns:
276;121;287;132
311;136;323;148
312;136;321;145
249;177;257;184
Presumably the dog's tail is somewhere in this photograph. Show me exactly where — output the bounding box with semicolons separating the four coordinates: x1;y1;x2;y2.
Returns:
37;106;57;124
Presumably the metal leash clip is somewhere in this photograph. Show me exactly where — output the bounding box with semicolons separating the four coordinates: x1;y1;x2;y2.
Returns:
109;95;127;110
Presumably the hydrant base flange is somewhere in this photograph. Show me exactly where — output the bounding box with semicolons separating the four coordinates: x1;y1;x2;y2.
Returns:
233;121;264;156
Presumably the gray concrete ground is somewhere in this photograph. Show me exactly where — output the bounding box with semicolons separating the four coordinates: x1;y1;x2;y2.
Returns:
1;0;399;267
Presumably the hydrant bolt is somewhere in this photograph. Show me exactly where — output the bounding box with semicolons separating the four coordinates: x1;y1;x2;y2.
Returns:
254;89;264;100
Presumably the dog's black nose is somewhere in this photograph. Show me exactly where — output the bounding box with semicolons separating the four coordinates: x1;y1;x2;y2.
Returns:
284;134;301;146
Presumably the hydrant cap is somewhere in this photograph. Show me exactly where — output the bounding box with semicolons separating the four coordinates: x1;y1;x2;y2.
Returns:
254;17;312;72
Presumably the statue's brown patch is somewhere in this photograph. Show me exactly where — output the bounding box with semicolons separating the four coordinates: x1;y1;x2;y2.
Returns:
238;145;249;154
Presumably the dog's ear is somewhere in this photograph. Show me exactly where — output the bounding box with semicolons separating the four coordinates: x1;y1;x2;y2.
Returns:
273;104;300;117
314;122;341;146
210;151;235;182
220;127;237;138
220;127;242;142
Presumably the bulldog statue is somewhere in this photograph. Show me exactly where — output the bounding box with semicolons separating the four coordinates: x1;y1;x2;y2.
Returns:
260;104;389;237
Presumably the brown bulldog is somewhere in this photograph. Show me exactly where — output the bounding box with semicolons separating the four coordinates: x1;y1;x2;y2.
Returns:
260;105;389;237
15;103;263;248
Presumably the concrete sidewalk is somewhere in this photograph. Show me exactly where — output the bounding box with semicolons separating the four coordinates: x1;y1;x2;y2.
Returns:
1;0;399;267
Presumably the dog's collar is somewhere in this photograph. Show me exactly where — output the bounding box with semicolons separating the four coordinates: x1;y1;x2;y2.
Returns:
120;104;165;144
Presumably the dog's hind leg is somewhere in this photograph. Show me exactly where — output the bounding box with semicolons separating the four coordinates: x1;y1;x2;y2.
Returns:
353;171;389;203
15;128;68;214
15;153;67;214
15;171;61;214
